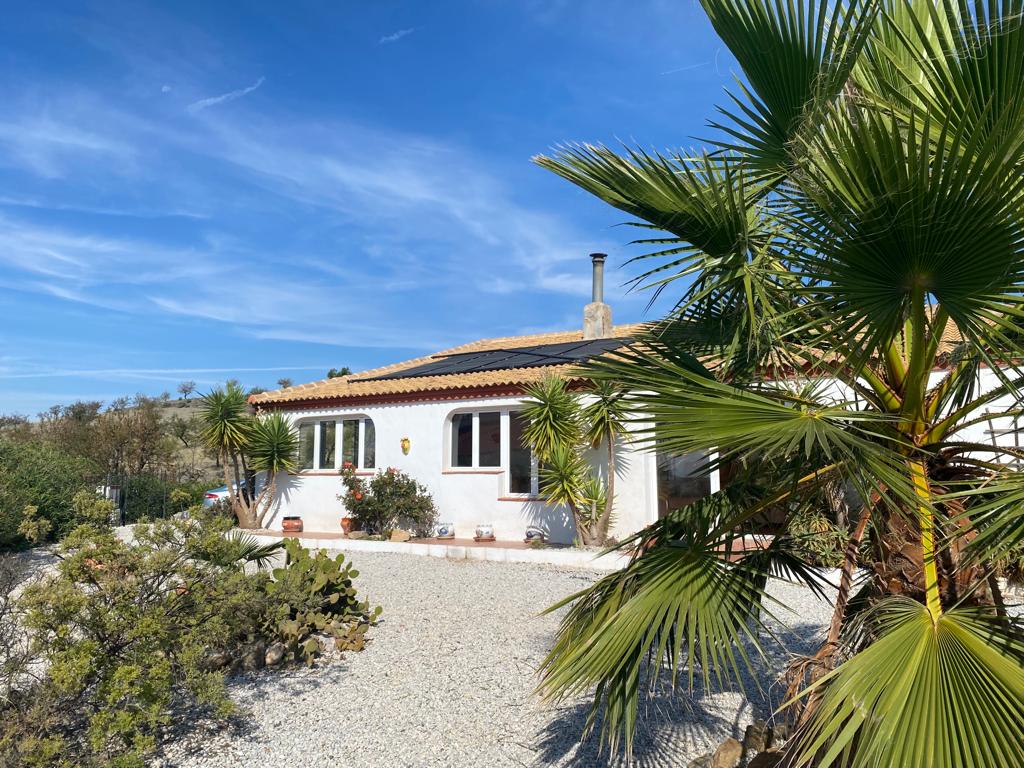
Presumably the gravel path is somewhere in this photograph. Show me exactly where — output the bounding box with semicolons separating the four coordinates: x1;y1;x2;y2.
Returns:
157;552;834;768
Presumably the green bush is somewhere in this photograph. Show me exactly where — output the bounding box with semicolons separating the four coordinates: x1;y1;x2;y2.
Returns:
0;515;378;767
0;439;94;548
339;464;437;536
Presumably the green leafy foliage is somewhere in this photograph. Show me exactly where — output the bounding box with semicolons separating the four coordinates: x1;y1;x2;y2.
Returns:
339;464;437;537
0;438;93;548
534;0;1024;761
788;599;1024;768
0;516;377;767
520;377;626;546
263;538;381;664
198;386;299;529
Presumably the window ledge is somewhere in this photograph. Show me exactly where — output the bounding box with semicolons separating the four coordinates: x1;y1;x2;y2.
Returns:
442;469;504;475
291;470;375;477
497;495;542;502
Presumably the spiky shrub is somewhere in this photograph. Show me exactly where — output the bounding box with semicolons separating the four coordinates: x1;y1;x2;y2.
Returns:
1;516;275;767
262;538;382;664
521;376;624;546
533;0;1024;764
198;384;299;529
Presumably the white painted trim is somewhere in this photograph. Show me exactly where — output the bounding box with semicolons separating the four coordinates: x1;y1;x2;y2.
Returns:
253;533;632;572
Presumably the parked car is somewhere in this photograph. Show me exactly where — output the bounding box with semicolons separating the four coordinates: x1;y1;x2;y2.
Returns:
202;476;264;507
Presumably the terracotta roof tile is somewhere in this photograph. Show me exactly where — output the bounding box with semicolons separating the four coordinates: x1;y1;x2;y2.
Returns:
250;323;647;406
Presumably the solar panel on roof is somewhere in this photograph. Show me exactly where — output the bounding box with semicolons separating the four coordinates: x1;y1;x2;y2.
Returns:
367;337;628;381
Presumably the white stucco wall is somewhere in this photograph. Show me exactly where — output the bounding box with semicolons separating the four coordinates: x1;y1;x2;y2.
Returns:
263;367;1019;544
264;394;662;545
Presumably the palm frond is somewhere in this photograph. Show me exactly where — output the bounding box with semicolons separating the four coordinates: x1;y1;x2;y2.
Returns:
878;0;1024;153
198;382;253;453
702;0;879;173
248;412;299;475
520;376;583;462
785;598;1024;768
789;101;1024;363
537;498;783;758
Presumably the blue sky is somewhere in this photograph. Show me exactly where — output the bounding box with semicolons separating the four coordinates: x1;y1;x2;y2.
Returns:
0;0;735;415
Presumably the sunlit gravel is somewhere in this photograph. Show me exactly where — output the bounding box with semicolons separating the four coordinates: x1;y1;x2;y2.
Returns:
156;551;835;768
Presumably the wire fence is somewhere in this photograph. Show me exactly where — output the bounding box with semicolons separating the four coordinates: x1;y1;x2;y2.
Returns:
96;469;214;525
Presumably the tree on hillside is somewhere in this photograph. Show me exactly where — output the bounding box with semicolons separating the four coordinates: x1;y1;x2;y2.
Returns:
177;380;196;401
327;367;351;379
198;382;299;528
534;0;1024;765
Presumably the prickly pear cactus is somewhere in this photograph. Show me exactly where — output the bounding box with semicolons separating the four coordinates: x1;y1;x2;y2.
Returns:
263;539;381;664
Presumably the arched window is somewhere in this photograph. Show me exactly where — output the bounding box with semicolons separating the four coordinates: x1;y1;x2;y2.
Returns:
297;416;375;471
445;408;537;495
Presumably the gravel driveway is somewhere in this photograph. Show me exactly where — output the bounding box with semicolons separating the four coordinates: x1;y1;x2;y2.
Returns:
157;552;834;768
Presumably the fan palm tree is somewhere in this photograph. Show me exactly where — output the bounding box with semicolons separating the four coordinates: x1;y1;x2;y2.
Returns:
533;0;1024;765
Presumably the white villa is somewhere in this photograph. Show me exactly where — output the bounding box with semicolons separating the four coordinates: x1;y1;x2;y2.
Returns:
251;255;1022;544
250;255;717;543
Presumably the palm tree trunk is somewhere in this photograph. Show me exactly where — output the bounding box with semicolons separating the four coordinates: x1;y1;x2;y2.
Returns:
254;473;278;528
909;459;943;620
596;435;616;544
826;504;872;653
229;451;257;528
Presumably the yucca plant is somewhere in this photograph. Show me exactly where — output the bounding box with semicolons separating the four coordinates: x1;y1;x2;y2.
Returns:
533;0;1024;765
199;383;299;528
521;377;623;545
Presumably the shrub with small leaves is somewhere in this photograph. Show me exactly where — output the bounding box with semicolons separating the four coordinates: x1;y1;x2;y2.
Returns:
1;516;269;767
339;464;437;537
0;516;378;767
16;506;51;547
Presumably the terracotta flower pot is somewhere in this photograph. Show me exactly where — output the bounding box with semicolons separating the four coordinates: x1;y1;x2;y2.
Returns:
281;516;303;533
341;517;353;536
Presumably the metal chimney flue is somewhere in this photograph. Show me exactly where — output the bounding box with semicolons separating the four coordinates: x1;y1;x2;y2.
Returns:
590;253;606;303
583;253;612;339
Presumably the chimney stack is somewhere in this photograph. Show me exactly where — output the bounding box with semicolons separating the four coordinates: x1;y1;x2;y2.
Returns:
583;253;612;339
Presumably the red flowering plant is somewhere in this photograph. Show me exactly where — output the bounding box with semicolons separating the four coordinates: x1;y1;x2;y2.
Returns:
339;462;368;518
338;463;437;537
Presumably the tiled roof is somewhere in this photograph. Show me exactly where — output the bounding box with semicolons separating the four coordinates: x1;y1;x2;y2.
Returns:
250;311;973;409
250;324;647;407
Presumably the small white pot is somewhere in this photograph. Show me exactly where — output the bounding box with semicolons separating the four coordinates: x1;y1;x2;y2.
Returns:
475;524;494;539
436;523;455;539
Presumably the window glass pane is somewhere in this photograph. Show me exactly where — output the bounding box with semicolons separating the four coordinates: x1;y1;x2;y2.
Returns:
298;423;315;470
363;419;376;469
509;412;532;493
478;412;501;467
656;450;711;515
318;421;336;470
451;413;473;467
342;419;360;467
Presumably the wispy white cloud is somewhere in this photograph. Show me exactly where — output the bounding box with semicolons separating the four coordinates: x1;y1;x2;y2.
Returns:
379;28;414;44
0;365;331;381
187;77;265;114
0;114;135;179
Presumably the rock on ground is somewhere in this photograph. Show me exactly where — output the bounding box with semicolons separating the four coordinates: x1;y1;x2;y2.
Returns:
156;552;833;768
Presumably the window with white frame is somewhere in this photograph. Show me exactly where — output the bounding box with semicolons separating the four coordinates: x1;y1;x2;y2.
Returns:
446;409;538;495
297;417;375;471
